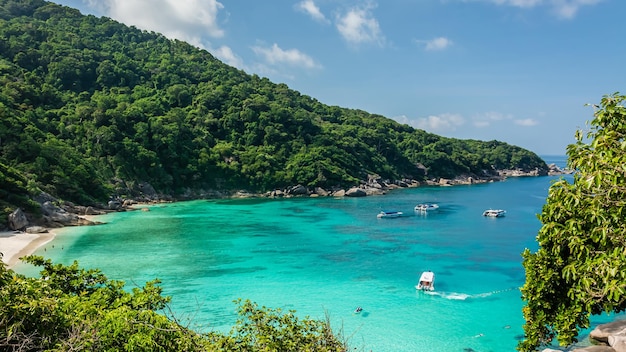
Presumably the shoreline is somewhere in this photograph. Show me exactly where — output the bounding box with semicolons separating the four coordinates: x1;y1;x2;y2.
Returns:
0;210;137;270
0;214;107;269
0;230;56;268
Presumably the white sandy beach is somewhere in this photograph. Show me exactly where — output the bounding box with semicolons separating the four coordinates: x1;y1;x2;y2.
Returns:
0;211;132;269
0;230;56;268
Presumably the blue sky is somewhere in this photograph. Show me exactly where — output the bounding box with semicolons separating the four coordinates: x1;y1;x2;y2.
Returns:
52;0;624;155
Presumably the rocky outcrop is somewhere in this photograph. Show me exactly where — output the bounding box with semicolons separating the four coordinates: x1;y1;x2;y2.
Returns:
25;226;48;234
499;167;548;177
345;187;367;197
287;184;308;196
586;320;626;352
547;163;574;175
559;347;615;352
314;187;329;196
541;320;626;352
41;201;95;227
333;189;346;197
137;181;157;197
8;208;29;231
5;165;568;231
4;194;107;232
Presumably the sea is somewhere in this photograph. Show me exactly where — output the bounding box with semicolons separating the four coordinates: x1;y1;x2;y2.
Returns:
16;155;615;351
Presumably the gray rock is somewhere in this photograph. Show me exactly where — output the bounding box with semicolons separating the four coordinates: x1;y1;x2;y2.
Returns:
270;189;284;197
395;180;410;187
84;206;101;215
8;208;29;230
40;201;93;227
571;346;616;351
314;187;329;196
345;187;367;197
123;199;135;207
33;192;57;204
590;320;626;344
287;185;308;195
333;189;346;197
25;226;48;234
108;200;122;210
365;187;385;196
609;336;626;352
41;201;59;216
137;182;157;196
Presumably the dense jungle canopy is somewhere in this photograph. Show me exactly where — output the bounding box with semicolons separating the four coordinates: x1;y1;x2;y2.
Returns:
0;0;547;226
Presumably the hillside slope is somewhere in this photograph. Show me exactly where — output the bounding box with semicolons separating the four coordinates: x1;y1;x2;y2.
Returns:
0;0;547;227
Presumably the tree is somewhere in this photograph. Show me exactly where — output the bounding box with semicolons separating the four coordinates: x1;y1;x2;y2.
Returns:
0;0;548;215
0;256;348;351
208;299;347;351
519;93;626;351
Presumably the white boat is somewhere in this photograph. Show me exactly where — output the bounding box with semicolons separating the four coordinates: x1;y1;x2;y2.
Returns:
414;203;439;212
483;209;506;217
416;271;435;291
377;210;403;218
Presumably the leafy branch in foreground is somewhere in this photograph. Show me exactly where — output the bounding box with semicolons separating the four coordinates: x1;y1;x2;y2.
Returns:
519;93;626;351
0;255;348;351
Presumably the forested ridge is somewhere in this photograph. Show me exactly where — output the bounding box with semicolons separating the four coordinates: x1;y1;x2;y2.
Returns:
0;0;547;226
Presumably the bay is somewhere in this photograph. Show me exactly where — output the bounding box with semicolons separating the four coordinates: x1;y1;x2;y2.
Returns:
20;155;605;351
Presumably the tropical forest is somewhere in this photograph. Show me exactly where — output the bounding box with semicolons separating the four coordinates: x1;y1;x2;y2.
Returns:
6;1;603;351
0;0;548;227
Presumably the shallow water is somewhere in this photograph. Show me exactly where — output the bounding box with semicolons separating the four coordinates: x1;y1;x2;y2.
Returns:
20;156;607;351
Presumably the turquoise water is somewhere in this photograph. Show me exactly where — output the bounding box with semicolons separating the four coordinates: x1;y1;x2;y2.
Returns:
20;156;605;351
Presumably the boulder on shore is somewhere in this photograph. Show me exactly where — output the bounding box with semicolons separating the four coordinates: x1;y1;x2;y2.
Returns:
554;319;626;352
333;189;346;197
25;226;48;234
287;184;308;195
590;320;626;345
8;208;29;231
41;201;95;227
345;187;367;197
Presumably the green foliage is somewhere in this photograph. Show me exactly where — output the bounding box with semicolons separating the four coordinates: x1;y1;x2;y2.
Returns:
519;93;626;351
207;299;347;351
0;163;40;228
0;256;208;351
0;256;347;351
0;0;546;214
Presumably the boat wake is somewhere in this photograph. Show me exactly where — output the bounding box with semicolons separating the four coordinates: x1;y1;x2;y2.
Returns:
423;287;516;300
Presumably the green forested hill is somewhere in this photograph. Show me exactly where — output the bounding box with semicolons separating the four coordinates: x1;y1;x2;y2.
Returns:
0;0;547;224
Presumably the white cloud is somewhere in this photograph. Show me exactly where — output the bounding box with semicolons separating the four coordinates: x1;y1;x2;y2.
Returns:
514;118;539;126
420;37;453;51
551;0;603;19
472;111;512;127
336;4;384;46
483;111;510;121
295;0;329;23
85;0;225;48
471;112;538;127
488;0;543;8
212;45;244;69
251;43;321;70
462;0;603;19
395;113;465;132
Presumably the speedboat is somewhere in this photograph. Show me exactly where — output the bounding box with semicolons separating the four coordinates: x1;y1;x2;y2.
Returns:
414;203;439;212
415;271;435;291
377;210;403;218
483;209;506;217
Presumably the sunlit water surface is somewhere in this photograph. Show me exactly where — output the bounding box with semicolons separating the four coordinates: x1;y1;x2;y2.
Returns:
19;156;612;351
